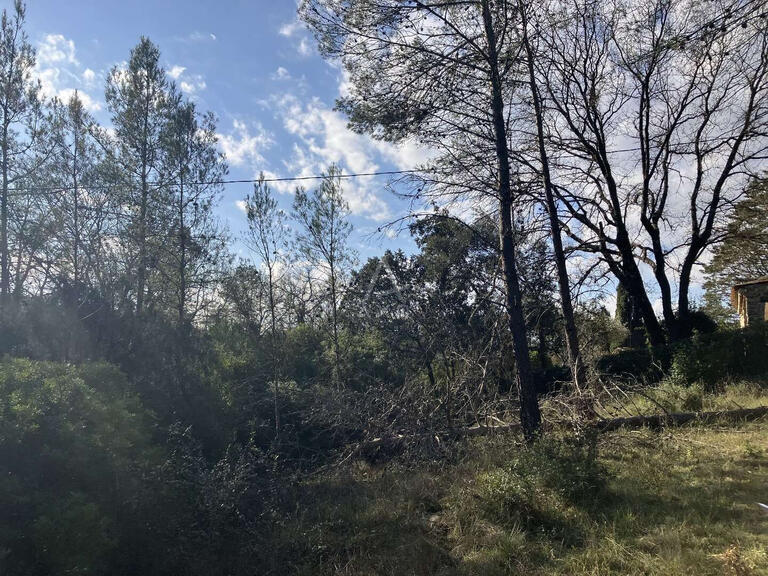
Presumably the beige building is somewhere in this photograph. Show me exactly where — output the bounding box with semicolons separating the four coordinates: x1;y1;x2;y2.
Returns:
731;277;768;328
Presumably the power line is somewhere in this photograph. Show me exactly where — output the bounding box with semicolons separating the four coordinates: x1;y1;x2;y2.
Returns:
4;169;428;197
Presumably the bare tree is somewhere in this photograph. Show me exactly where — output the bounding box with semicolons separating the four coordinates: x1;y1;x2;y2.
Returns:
537;0;768;341
517;0;587;390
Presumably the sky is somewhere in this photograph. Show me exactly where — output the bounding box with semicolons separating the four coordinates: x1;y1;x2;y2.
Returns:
19;0;428;262
9;0;721;315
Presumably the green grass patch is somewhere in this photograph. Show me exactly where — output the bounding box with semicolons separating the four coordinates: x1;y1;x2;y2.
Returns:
597;379;768;419
271;415;768;575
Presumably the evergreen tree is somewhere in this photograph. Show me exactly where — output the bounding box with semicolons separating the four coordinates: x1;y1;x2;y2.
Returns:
105;37;175;315
48;92;112;301
292;164;355;387
0;1;47;305
243;175;290;435
160;98;228;326
703;178;768;324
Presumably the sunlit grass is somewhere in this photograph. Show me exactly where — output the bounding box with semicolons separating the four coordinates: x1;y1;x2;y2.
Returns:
596;379;768;419
275;405;768;575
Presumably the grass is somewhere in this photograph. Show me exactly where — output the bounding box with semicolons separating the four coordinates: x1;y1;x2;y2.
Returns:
595;379;768;418
269;408;768;575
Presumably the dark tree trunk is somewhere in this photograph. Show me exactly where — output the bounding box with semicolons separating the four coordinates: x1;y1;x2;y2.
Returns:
482;0;541;442
520;7;586;391
1;120;9;306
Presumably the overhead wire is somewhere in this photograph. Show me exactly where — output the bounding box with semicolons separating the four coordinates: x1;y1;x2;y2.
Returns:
3;0;766;198
3;169;428;197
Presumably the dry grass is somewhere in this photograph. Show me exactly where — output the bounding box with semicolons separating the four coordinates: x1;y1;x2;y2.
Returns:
271;407;768;575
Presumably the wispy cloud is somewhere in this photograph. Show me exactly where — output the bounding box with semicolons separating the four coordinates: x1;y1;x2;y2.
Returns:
37;34;78;66
271;94;393;220
278;18;314;57
34;34;102;112
271;66;291;81
176;31;217;43
168;65;207;95
279;21;302;38
168;65;186;80
218;119;273;169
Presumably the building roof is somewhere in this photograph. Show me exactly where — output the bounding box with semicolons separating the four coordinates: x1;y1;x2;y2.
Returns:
731;277;768;308
733;276;768;289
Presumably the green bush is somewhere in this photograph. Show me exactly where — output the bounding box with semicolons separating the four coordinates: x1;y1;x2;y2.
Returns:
596;346;671;383
669;324;768;389
598;324;768;389
0;358;155;576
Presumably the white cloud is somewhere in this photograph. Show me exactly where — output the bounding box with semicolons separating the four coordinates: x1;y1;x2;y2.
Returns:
34;34;101;112
279;19;314;57
279;21;302;37
273;94;393;220
169;65;186;80
168;66;207;95
263;67;434;221
218;119;273;168
272;66;291;81
180;31;217;43
37;34;78;66
55;89;101;112
298;38;313;57
235;200;248;213
180;78;206;94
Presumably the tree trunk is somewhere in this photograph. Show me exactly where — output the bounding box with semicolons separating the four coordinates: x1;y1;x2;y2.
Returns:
178;178;186;326
136;88;151;316
520;6;586;391
268;265;280;438
482;0;541;442
330;264;342;388
1;120;9;306
621;261;665;346
136;169;148;316
72;116;80;292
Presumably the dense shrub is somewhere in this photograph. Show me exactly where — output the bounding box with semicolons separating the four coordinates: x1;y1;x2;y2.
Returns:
596;346;671;383
0;359;154;576
669;324;768;389
598;324;768;389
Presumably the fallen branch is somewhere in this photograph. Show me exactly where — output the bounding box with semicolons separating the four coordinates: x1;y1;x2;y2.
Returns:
594;406;768;432
357;406;768;457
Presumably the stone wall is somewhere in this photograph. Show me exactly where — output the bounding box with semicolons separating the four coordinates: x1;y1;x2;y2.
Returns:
737;283;768;327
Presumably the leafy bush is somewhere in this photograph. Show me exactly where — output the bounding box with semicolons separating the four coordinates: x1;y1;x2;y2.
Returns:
0;359;154;576
596;345;671;383
598;324;768;389
473;434;608;546
669;324;768;389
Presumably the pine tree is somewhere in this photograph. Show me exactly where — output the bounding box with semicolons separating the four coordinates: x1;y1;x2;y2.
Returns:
704;178;768;324
48;92;112;302
292;165;355;387
244;175;289;435
160;98;228;327
105;37;175;315
0;1;46;305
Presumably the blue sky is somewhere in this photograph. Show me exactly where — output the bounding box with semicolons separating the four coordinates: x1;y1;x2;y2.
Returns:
20;0;427;262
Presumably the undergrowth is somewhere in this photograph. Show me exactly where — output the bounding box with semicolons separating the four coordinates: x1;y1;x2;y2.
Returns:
266;411;768;575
